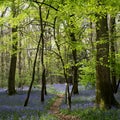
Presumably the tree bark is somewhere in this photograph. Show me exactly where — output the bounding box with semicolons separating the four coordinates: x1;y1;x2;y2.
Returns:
70;33;79;94
24;27;41;107
8;27;17;95
39;5;46;102
0;26;4;87
8;1;18;95
18;37;22;88
110;17;118;93
96;14;119;109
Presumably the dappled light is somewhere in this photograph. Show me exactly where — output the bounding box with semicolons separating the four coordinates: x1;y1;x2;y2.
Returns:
0;0;120;119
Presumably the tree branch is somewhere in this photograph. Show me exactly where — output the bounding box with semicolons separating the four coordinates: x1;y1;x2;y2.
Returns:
33;0;58;11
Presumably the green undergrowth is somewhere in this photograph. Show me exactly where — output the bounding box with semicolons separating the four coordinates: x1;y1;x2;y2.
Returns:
1;113;58;120
42;86;61;119
34;84;63;94
40;114;58;120
42;88;60;119
60;107;120;120
46;85;59;94
45;96;58;111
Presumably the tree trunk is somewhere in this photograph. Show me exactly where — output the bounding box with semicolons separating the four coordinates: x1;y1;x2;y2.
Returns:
70;33;79;94
96;14;119;109
0;27;4;87
36;50;41;83
41;68;46;102
8;1;18;95
54;18;71;110
0;7;8;87
8;27;17;95
39;5;46;102
24;27;41;107
110;17;119;93
18;38;22;88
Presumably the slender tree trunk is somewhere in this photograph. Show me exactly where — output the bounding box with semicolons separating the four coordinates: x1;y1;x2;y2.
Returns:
37;49;41;83
18;37;22;88
0;27;4;87
1;50;4;87
90;21;95;54
0;7;8;87
110;17;120;93
54;18;71;110
5;52;10;83
39;5;46;102
24;28;41;107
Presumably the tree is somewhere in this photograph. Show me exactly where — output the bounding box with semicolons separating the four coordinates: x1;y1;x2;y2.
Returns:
24;21;41;106
0;7;8;87
110;16;120;93
68;14;79;94
53;18;71;109
39;4;46;102
95;8;119;108
8;0;18;95
70;32;79;94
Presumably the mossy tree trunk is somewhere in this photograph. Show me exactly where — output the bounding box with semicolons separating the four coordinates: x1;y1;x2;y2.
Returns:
96;14;119;109
70;32;79;94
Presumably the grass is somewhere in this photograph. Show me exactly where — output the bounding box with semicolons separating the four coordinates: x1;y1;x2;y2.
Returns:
0;112;41;120
60;107;120;120
0;113;58;120
45;95;58;111
59;85;120;120
40;114;58;120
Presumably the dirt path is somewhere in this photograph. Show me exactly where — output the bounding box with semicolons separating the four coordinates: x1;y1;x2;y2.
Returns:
49;94;80;120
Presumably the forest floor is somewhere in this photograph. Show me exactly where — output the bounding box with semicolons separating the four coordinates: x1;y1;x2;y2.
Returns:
0;84;120;120
49;94;80;120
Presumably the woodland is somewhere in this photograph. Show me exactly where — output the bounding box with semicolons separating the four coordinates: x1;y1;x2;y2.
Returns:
1;0;120;120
